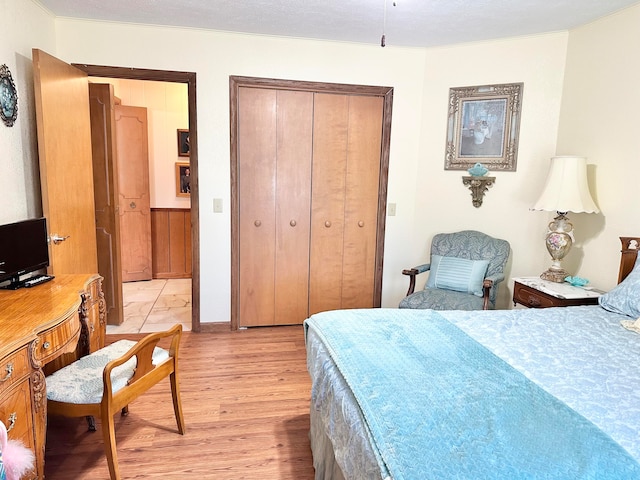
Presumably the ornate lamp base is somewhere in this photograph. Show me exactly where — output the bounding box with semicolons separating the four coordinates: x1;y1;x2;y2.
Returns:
541;212;573;283
540;267;568;283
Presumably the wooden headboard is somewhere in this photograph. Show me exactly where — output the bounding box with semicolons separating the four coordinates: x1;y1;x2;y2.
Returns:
618;237;640;283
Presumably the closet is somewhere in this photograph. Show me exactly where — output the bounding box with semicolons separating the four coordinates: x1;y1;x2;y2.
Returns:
231;77;393;329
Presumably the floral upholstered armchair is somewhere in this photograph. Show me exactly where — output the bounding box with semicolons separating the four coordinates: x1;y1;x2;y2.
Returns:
399;230;510;310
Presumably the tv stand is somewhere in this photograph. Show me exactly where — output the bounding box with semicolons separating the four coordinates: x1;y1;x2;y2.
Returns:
0;274;104;478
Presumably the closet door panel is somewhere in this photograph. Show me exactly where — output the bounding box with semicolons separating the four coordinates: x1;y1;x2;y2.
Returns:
342;95;384;308
309;93;349;315
238;87;277;327
274;90;313;325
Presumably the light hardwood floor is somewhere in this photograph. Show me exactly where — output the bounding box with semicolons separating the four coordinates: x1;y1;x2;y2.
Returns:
44;325;315;479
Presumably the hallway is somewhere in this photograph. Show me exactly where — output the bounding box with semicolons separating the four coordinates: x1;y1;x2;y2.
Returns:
106;278;192;334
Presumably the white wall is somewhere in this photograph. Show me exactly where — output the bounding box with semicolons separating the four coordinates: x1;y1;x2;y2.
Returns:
53;21;429;321
6;4;636;323
0;0;56;224
556;4;640;290
52;20;572;320
92;78;190;208
405;33;570;308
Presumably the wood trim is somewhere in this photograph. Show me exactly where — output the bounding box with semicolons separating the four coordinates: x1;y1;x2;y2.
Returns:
151;208;192;279
229;76;393;330
72;64;201;332
618;237;640;284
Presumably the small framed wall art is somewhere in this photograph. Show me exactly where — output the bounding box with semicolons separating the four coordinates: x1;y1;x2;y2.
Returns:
444;82;523;171
175;162;190;197
177;129;190;157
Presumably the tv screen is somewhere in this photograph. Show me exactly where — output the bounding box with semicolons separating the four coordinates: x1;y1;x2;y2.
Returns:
0;217;50;289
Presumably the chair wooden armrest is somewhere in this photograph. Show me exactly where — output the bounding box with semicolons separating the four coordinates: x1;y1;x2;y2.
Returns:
482;279;494;310
402;263;430;296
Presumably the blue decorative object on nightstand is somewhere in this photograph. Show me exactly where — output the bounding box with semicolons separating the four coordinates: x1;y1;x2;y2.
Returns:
565;276;589;287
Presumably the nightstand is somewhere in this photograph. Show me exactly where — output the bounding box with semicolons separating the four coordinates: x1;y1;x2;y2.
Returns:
513;277;604;308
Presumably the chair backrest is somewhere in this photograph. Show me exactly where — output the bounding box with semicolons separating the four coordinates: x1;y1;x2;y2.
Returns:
430;230;510;303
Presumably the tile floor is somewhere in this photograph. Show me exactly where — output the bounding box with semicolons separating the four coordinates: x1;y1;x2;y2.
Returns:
106;278;192;335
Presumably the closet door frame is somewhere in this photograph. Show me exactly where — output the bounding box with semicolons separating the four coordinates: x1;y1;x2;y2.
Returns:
229;76;393;330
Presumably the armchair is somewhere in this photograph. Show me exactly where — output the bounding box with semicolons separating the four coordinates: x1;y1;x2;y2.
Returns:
399;230;510;310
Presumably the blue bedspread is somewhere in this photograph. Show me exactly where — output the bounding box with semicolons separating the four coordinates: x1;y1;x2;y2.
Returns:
305;309;640;479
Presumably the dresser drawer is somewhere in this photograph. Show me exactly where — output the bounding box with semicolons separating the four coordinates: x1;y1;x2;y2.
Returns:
513;283;558;308
0;378;35;455
0;346;30;390
35;310;81;364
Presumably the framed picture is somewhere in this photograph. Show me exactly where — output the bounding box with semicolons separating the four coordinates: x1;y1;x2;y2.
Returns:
444;83;523;171
177;129;190;157
175;162;190;197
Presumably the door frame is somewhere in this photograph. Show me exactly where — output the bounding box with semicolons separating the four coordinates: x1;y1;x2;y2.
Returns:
74;63;202;332
229;76;394;330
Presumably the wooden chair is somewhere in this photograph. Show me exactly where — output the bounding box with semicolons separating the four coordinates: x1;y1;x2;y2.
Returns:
45;324;185;480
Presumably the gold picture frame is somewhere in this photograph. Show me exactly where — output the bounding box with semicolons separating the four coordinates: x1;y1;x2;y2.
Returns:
444;83;523;171
175;162;190;197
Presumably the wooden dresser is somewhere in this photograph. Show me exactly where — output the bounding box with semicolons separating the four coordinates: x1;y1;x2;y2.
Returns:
0;274;105;479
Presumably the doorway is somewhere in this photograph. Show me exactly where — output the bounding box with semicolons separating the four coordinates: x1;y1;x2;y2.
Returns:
74;63;201;333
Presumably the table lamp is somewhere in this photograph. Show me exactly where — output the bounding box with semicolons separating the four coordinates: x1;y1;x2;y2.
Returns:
532;156;599;282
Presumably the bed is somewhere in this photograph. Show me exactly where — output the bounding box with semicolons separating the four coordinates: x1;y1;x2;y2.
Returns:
304;237;640;479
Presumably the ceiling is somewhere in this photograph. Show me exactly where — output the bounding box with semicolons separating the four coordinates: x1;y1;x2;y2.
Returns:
36;0;639;48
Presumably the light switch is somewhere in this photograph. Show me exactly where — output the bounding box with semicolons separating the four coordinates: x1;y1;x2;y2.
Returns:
213;198;223;213
388;203;396;216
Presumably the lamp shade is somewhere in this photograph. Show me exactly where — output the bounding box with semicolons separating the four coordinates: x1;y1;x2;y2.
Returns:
532;156;599;213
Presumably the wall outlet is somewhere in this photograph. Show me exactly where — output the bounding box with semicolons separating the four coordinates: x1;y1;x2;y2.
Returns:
388;203;396;216
213;198;223;213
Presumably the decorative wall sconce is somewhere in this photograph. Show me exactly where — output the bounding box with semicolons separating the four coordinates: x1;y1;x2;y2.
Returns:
462;176;495;208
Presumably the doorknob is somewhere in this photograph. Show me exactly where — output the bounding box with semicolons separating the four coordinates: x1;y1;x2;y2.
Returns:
290;220;297;227
50;234;70;245
130;201;137;209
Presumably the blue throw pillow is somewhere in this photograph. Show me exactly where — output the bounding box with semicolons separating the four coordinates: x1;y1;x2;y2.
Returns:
599;255;640;318
426;255;490;297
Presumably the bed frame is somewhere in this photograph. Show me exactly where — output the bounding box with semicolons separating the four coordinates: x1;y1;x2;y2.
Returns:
618;237;640;283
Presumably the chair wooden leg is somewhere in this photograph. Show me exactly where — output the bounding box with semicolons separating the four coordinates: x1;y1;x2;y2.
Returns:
101;412;121;480
170;371;186;434
86;415;96;431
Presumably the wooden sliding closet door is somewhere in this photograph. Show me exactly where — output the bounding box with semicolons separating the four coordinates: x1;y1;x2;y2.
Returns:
231;76;392;330
238;87;313;327
309;94;383;315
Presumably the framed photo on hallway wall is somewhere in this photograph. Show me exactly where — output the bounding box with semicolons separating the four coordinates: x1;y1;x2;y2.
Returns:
177;129;190;157
176;162;190;197
444;83;523;172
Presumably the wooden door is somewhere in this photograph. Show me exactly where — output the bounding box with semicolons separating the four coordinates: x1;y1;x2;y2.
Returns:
230;76;392;330
309;93;383;314
237;87;313;327
308;93;349;314
273;90;313;325
88;83;124;325
342;95;384;308
32;49;98;274
114;105;152;282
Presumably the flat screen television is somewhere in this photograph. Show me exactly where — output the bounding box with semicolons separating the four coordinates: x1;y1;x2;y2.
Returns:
0;217;50;289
